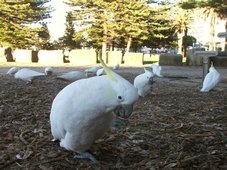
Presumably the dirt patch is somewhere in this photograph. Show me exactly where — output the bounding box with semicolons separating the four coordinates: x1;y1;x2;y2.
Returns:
0;67;227;169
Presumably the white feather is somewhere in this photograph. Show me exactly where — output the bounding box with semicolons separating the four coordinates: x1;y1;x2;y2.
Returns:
84;66;102;77
134;69;154;97
45;67;54;75
200;65;221;92
7;67;19;75
151;63;163;77
14;68;45;83
96;68;105;76
112;63;120;70
56;71;86;81
50;70;139;154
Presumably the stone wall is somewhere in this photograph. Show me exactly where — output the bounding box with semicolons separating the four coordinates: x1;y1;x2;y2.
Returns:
187;49;217;66
13;49;33;63
123;52;143;66
159;53;182;66
38;50;64;64
107;51;123;65
68;49;97;65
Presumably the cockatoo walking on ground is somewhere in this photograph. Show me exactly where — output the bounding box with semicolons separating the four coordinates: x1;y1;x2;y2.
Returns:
13;68;45;84
56;71;86;81
134;68;154;97
50;58;139;164
151;63;163;77
84;65;102;77
200;62;221;92
96;68;105;76
45;67;54;75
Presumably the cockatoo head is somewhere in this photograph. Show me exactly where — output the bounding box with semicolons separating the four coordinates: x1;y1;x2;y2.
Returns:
144;68;154;84
45;67;53;75
100;57;139;118
209;62;216;72
7;66;18;75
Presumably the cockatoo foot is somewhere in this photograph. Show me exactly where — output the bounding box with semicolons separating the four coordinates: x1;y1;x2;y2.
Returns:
111;117;126;127
74;152;100;165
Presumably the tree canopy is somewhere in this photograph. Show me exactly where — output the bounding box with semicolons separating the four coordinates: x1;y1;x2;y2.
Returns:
0;0;51;48
66;0;176;52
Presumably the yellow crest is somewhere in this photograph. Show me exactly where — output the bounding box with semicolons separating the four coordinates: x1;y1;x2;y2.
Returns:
99;56;117;81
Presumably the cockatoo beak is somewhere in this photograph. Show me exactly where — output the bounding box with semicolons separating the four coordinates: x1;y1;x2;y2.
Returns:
114;104;134;118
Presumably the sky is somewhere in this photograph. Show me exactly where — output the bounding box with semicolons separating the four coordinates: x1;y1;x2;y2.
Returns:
47;0;70;41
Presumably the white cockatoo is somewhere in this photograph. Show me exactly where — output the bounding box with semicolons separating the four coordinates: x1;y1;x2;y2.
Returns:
7;67;19;76
200;62;221;92
45;67;54;75
56;71;86;81
50;57;139;163
151;63;163;77
84;65;102;77
96;68;105;76
134;68;154;97
14;68;45;84
113;63;120;70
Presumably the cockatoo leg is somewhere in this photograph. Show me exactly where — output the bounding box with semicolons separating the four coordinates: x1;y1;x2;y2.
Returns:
111;117;126;127
74;152;100;164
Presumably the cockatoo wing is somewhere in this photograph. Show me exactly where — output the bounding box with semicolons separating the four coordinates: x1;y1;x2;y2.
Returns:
151;64;163;77
201;69;221;92
56;71;85;81
14;68;45;82
134;69;154;97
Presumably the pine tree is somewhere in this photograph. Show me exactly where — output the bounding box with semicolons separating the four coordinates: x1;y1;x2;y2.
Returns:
59;11;77;49
0;0;51;48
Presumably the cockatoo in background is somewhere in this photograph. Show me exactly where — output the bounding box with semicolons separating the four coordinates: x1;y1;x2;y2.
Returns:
45;67;54;75
14;68;45;84
151;63;163;77
113;63;120;70
200;62;221;92
7;67;19;76
96;68;105;76
84;65;102;77
50;57;139;164
56;71;86;81
134;68;154;97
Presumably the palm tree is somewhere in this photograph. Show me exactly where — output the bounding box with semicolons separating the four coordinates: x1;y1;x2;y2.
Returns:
172;7;193;57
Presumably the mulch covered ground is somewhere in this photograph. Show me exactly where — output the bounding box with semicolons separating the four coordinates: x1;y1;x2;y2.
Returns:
0;67;227;169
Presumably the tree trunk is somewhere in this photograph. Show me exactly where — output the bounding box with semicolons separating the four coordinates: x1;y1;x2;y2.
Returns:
225;20;227;51
126;36;132;53
209;14;215;51
182;28;188;58
178;33;183;55
102;9;108;62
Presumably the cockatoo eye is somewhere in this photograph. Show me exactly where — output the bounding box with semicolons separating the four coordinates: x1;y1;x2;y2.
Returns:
118;96;124;101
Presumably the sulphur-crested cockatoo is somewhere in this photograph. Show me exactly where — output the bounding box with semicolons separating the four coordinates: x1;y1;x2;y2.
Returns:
134;68;154;97
56;71;86;81
84;65;102;77
200;62;221;92
14;68;45;83
113;63;120;70
7;67;19;75
96;68;105;76
151;63;163;77
50;57;139;163
45;67;54;75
